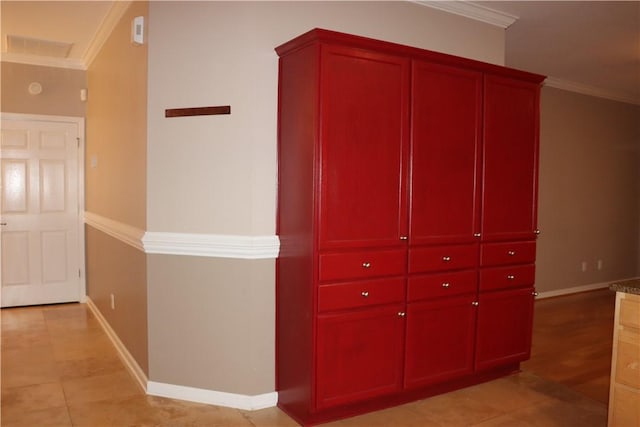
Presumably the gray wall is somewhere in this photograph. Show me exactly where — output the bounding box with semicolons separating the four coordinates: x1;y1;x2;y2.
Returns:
536;86;640;293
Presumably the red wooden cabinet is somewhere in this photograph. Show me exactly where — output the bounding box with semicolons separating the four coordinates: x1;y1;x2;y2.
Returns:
276;28;544;426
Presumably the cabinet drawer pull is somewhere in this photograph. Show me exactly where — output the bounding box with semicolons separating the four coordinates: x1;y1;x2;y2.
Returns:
399;236;408;240
361;291;369;298
508;251;516;256
507;275;515;280
474;233;481;238
397;312;406;317
472;301;479;307
442;282;450;288
442;256;451;262
362;262;371;268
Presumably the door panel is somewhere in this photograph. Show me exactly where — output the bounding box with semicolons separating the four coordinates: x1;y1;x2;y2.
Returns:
410;62;482;245
405;295;476;388
475;287;535;371
316;305;405;409
1;117;81;307
482;76;539;241
319;46;410;249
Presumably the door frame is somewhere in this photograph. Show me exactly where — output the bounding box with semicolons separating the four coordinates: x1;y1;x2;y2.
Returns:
0;112;86;304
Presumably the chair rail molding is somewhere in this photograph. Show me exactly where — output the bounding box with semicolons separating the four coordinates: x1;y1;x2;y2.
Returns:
83;212;280;259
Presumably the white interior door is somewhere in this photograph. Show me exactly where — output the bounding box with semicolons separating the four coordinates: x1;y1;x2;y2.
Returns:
1;115;83;307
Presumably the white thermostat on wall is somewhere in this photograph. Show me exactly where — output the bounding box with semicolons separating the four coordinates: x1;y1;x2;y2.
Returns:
132;16;144;45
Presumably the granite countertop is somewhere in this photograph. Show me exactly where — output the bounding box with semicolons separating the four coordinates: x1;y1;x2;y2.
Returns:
609;278;640;295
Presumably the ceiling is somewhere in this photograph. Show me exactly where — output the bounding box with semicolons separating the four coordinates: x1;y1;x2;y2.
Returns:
1;1;639;104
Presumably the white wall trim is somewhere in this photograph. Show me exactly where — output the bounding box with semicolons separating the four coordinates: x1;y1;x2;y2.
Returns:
84;211;280;259
413;1;518;29
142;232;280;259
0;54;86;70
544;77;640;106
86;298;148;392
147;382;277;411
536;278;637;299
84;211;146;252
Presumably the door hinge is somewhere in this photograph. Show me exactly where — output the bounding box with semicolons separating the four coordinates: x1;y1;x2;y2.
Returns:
78;269;81;278
77;137;80;147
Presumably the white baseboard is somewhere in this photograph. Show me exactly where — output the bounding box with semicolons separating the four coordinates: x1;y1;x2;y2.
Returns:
85;298;149;392
86;298;278;411
147;381;278;410
536;278;638;299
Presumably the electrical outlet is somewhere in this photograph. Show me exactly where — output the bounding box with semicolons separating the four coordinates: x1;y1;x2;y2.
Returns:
581;261;588;272
110;294;115;310
597;259;603;270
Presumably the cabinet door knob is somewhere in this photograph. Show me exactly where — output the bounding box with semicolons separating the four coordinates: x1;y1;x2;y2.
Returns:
534;229;541;235
397;312;406;317
474;233;481;238
507;275;515;280
472;301;479;307
508;251;516;256
362;262;371;268
442;282;450;288
442;256;451;262
532;291;539;297
361;291;369;298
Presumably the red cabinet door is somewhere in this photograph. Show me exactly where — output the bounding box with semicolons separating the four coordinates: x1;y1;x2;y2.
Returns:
475;287;535;371
319;46;410;249
404;294;476;388
316;305;405;409
410;62;482;245
482;75;540;242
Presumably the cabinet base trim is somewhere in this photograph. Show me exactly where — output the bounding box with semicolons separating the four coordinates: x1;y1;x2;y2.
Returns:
278;363;520;426
147;382;278;411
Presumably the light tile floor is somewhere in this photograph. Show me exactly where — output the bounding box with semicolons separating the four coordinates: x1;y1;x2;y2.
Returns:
1;302;608;426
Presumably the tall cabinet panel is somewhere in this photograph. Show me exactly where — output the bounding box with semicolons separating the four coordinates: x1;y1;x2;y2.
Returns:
319;46;410;250
276;29;544;427
482;75;540;242
410;61;482;245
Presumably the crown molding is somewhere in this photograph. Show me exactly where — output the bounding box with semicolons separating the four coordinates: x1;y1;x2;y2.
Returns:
544;77;640;106
82;0;132;68
413;1;518;29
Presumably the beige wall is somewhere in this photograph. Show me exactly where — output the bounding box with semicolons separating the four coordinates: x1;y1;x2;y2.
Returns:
1;62;86;117
148;256;274;395
146;0;505;235
85;1;149;373
86;2;148;229
145;1;506;395
86;227;148;374
537;87;640;293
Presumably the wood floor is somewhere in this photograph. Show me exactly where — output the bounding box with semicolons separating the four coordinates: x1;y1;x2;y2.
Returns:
0;289;614;426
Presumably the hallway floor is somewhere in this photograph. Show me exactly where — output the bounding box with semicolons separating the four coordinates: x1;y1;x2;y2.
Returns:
1;290;613;426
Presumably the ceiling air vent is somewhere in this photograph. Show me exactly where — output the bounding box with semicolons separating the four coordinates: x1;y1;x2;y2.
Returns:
6;35;73;58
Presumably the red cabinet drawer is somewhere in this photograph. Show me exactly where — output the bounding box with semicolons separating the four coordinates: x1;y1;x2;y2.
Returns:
318;278;405;312
481;241;536;266
480;264;535;291
409;244;477;273
319;249;406;282
408;270;477;302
